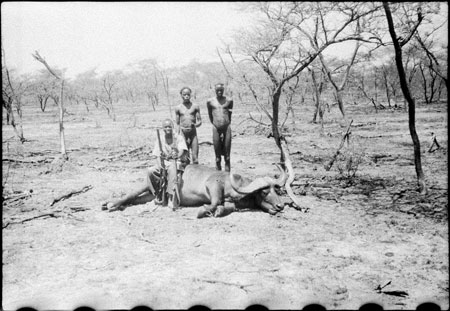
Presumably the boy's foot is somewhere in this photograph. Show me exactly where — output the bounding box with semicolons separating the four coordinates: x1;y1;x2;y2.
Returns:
168;194;174;210
197;206;213;218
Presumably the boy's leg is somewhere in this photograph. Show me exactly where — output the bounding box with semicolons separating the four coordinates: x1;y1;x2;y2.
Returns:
191;134;199;164
212;126;222;170
166;163;181;210
224;126;232;172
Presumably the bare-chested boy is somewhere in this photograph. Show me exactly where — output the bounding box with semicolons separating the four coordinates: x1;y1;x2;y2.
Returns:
175;87;202;164
206;83;233;172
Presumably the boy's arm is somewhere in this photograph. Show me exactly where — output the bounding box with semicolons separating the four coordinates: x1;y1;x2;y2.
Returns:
195;105;202;127
206;100;214;124
175;108;180;125
175;107;181;132
228;99;234;121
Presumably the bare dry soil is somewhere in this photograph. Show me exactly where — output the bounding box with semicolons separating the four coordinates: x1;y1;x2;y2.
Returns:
2;99;448;309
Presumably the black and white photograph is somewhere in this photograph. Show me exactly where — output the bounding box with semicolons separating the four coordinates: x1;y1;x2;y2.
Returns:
2;2;448;310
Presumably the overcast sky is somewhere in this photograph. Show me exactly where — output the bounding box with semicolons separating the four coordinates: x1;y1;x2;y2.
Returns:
1;2;253;78
2;2;448;79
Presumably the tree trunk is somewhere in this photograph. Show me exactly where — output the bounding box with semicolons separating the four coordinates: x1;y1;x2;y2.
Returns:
310;69;323;123
271;87;284;165
383;2;426;194
383;70;391;107
419;64;430;104
58;80;68;159
335;89;347;121
5;101;25;142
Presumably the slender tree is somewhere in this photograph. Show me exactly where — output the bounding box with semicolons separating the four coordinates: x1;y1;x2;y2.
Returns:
2;48;26;142
32;51;68;160
383;2;427;194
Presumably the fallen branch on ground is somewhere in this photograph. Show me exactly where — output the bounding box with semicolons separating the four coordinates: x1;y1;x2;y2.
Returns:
3;211;62;228
352;122;377;128
370;154;400;163
50;185;93;206
428;133;441;153
138;232;154;244
3;190;33;203
98;146;145;161
324;119;353;171
197;279;255;293
291;182;334;188
355;134;406;139
2;157;53;164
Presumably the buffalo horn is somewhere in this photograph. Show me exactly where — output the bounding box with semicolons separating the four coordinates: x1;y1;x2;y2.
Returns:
230;174;272;194
272;164;288;186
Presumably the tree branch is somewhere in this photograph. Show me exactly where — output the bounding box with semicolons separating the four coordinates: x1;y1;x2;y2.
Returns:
31;51;62;80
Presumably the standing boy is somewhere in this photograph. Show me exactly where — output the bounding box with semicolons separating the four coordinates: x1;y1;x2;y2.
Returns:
175;87;202;164
206;83;233;172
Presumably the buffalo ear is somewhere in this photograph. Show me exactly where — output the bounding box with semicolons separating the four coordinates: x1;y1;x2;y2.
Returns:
231;174;272;194
230;173;245;188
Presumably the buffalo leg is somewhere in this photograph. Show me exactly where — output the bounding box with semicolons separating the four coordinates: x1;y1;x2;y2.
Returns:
214;202;236;217
197;182;224;218
197;204;217;218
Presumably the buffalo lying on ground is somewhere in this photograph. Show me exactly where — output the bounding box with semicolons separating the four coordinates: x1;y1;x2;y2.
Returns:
179;164;287;218
104;164;288;218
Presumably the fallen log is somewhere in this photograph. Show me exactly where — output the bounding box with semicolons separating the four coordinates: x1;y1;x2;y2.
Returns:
324;119;353;171
50;185;93;206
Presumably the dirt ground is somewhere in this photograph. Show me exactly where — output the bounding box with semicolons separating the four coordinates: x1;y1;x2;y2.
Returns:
2;98;448;310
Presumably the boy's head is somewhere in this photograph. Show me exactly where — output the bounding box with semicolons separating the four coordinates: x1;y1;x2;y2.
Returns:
180;87;192;102
215;83;225;97
162;119;174;135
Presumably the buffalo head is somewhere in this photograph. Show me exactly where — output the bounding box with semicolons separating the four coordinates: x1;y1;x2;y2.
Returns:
229;164;287;215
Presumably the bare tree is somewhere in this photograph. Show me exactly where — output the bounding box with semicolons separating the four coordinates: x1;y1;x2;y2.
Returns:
308;65;328;127
99;73;118;121
28;70;60;112
356;68;383;113
32;51;68;159
2;48;26;143
318;32;362;121
380;64;392;107
414;22;448;92
70;68;100;112
160;70;173;118
223;2;383;208
128;59;163;110
414;33;447;103
227;2;382;161
383;2;427;194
